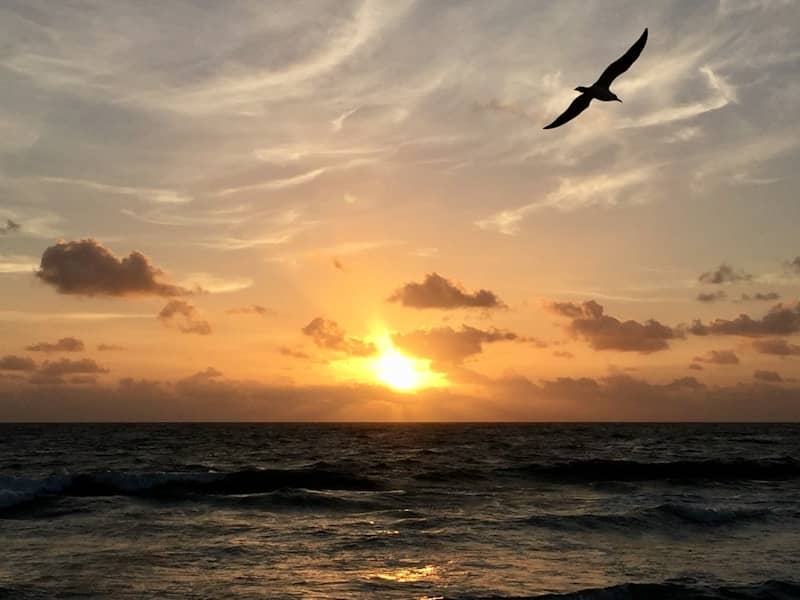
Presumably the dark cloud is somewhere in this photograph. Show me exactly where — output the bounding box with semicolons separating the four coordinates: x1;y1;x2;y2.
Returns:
553;350;574;359
546;300;681;353
0;219;21;234
0;355;37;371
693;349;740;365
1;370;800;422
392;325;517;364
26;337;84;353
739;292;780;302
279;347;310;360
388;273;504;309
754;370;783;383
70;375;98;385
751;338;800;356
697;291;727;303
689;363;704;371
97;344;125;351
301;318;376;356
698;263;752;284
226;305;274;317
36;239;191;297
38;358;109;377
332;258;345;271
158;300;212;335
689;302;800;337
785;257;800;275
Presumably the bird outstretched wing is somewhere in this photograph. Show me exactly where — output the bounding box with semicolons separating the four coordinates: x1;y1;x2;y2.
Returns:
594;28;648;88
543;94;592;129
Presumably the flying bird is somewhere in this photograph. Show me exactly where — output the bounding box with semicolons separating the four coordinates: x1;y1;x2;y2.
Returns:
544;28;648;130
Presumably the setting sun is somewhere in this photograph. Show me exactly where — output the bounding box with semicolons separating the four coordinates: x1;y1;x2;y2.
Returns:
370;335;447;392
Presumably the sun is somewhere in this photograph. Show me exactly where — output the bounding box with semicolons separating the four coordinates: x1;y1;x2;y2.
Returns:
375;347;423;391
370;335;446;392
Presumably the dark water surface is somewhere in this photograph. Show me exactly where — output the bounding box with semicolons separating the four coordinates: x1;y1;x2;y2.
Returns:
1;423;799;599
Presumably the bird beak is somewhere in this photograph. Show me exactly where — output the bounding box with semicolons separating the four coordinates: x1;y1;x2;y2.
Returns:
616;98;623;103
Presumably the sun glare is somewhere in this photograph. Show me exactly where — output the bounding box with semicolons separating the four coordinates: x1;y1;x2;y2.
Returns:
370;335;446;392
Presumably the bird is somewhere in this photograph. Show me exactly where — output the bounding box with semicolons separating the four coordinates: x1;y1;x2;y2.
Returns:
543;28;648;130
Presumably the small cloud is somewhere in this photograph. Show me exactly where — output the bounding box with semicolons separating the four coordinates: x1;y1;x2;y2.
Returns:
392;325;517;364
752;338;800;356
97;344;125;352
739;292;780;302
689;363;704;371
36;239;191;297
754;370;783;383
553;350;574;359
343;193;359;205
0;219;21;234
26;337;84;353
697;291;727;303
698;263;752;285
693;349;740;365
689;302;800;337
0;355;37;371
38;358;109;377
158;300;212;335
70;375;98;385
226;305;274;317
411;247;439;258
179;273;252;294
333;257;345;271
785;257;800;275
388;273;504;310
279;346;310;360
545;300;681;353
301;318;376;356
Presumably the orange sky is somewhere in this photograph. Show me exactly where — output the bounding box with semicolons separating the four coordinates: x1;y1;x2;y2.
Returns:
1;1;800;421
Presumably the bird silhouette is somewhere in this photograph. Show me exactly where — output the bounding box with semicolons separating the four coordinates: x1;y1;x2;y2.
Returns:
544;28;648;130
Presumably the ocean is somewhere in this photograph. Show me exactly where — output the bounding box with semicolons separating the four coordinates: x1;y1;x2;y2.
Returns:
1;423;799;599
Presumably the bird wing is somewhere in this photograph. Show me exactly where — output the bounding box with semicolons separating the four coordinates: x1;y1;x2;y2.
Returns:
543;94;592;129
594;28;648;88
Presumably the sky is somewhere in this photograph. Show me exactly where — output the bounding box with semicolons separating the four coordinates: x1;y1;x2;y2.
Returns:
1;0;800;421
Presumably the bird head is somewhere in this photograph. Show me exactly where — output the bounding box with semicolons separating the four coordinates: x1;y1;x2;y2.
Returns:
574;86;589;93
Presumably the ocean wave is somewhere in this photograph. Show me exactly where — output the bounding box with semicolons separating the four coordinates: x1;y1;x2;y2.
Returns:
0;465;385;513
523;503;776;533
513;457;800;483
447;579;800;599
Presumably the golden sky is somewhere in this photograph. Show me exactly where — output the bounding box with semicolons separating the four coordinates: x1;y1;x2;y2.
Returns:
1;0;800;421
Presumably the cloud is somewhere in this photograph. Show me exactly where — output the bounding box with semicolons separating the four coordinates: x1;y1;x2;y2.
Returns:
25;337;84;353
754;370;783;383
689;363;704;371
0;355;37;371
332;257;345;271
546;300;681;353
392;325;517;364
697;291;727;303
689;302;800;337
388;273;504;309
752;338;800;356
786;257;800;275
0;219;21;234
97;344;125;351
475;167;654;235
698;263;753;284
38;358;109;377
36;239;191;297
740;292;780;302
301;318;376;356
279;347;310;360
226;305;274;317
158;300;212;335
693;349;740;365
553;350;574;359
